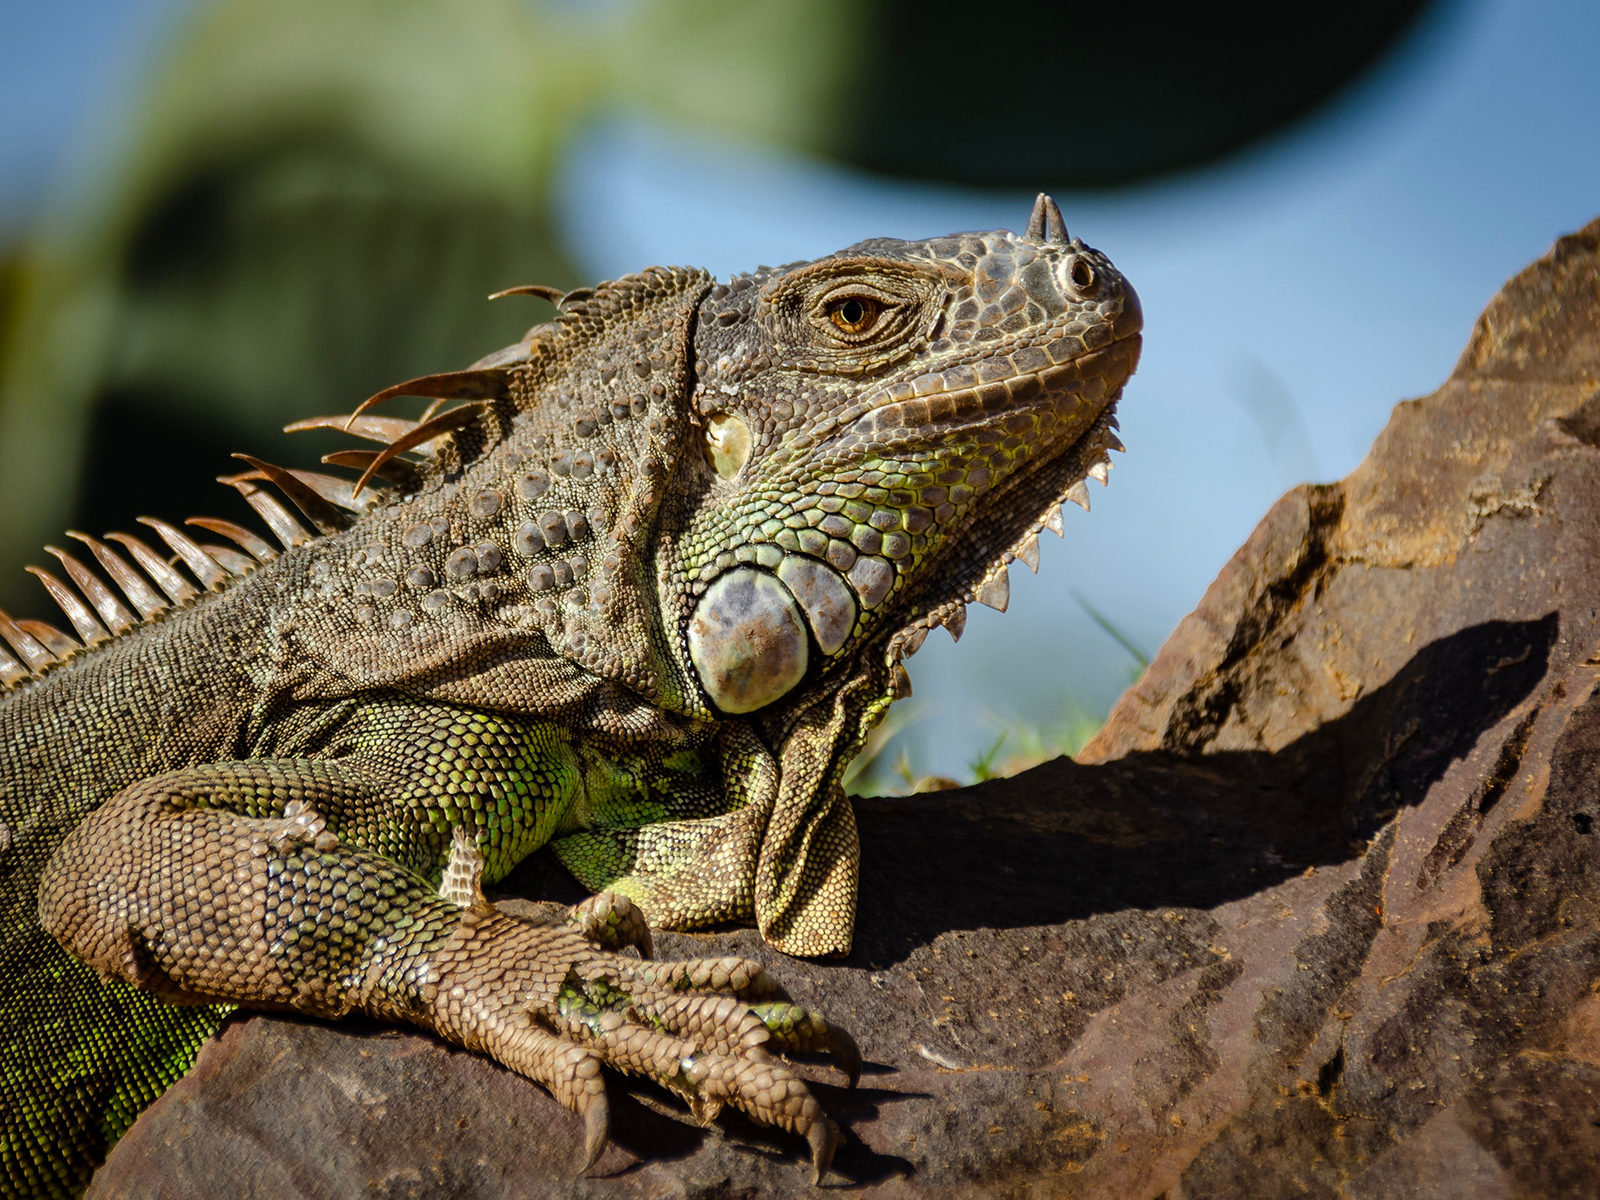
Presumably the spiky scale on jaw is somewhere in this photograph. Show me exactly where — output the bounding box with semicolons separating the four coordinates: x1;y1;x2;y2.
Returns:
0;197;1138;1193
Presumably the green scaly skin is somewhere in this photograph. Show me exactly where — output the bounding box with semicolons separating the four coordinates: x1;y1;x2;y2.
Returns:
0;195;1141;1195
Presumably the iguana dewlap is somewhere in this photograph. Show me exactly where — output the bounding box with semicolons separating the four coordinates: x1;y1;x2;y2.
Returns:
0;194;1140;1196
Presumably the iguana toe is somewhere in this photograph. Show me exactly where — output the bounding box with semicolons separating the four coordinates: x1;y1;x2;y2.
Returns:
749;1001;861;1087
635;954;791;1002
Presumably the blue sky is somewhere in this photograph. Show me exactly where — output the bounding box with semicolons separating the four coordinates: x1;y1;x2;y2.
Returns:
0;0;191;227
4;0;1598;777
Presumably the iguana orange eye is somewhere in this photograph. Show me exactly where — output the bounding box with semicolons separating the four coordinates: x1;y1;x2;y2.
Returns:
828;296;881;334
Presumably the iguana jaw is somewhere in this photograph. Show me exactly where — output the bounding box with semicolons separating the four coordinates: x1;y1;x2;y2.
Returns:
886;379;1134;665
835;326;1141;660
849;335;1137;444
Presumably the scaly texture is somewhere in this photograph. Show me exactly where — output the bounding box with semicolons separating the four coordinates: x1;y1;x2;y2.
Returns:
0;195;1141;1197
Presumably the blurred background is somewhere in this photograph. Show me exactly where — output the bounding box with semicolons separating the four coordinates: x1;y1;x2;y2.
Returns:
2;0;1597;787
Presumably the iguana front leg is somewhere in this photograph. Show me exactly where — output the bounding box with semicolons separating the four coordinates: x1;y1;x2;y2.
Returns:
552;659;898;956
36;757;854;1177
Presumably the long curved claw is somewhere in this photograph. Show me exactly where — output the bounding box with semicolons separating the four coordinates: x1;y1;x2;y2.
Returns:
809;1117;842;1185
581;1090;610;1174
827;1026;862;1089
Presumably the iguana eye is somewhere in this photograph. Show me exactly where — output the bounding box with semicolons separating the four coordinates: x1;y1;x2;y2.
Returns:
704;411;752;478
827;296;882;335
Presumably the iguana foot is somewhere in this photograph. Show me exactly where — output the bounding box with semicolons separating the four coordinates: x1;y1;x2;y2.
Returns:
579;939;861;1085
429;906;853;1179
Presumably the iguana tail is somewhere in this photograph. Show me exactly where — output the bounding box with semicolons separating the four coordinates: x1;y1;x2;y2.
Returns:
2;912;230;1198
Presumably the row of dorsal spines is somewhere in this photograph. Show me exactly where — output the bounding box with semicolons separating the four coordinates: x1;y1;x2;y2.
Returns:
0;362;521;690
0;500;289;689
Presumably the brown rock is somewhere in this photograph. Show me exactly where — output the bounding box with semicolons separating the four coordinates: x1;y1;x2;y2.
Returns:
94;218;1600;1198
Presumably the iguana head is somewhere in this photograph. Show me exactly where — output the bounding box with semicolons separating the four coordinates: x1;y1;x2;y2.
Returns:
665;194;1142;716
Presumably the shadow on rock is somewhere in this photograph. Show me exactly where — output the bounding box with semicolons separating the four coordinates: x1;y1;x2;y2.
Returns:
851;612;1556;967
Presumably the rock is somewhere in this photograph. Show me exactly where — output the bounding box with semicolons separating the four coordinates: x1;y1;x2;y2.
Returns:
93;218;1600;1198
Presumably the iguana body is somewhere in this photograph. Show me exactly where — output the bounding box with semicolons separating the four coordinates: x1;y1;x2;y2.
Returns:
0;196;1141;1196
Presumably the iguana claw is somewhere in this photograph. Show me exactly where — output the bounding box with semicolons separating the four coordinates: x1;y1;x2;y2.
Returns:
827;1026;862;1089
428;905;851;1177
581;1093;610;1175
808;1117;842;1185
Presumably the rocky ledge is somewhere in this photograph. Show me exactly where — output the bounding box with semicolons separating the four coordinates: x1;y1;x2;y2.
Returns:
94;219;1600;1199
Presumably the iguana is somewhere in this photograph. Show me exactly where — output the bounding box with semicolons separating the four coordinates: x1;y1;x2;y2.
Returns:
0;195;1140;1196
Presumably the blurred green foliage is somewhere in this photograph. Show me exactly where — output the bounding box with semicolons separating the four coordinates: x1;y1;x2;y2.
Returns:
844;601;1150;796
844;694;1114;796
